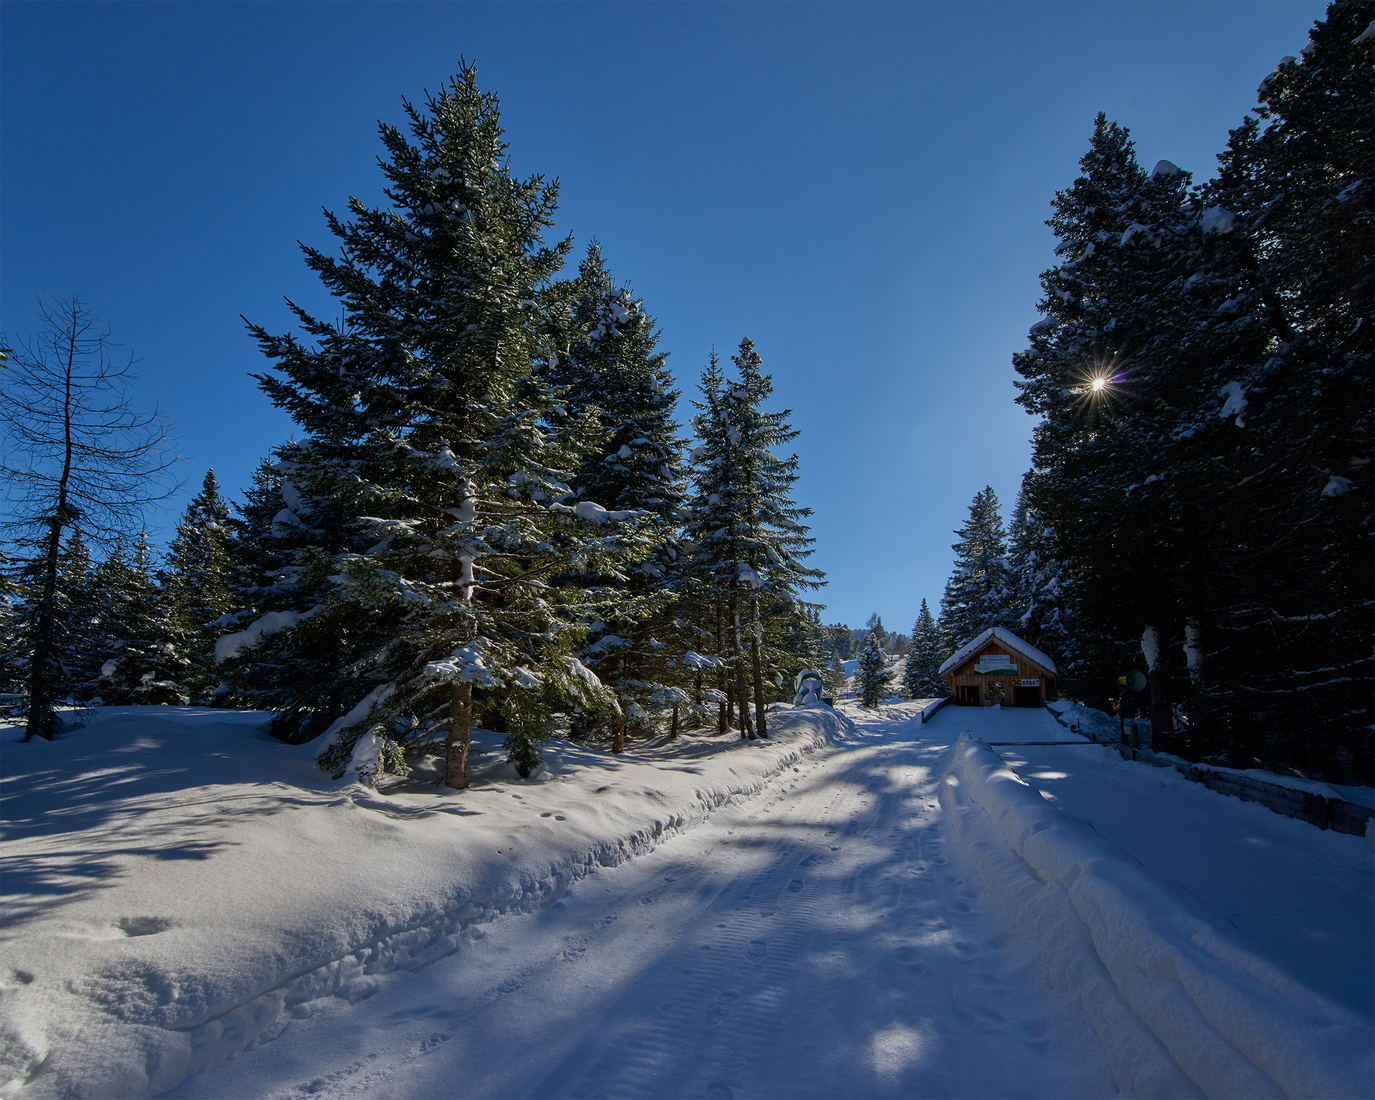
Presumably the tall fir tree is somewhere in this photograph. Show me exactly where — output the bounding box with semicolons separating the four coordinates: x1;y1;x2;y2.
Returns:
545;243;692;749
240;68;653;787
939;487;1018;650
85;537;195;705
902;600;947;699
682;341;823;739
162;470;239;702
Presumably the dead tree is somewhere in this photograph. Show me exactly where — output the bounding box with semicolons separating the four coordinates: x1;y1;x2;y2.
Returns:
0;297;175;740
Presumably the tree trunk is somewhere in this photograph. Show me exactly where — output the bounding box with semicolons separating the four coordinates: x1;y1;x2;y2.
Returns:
24;517;64;742
445;680;473;789
750;599;768;739
669;703;679;739
732;592;751;739
611;715;625;754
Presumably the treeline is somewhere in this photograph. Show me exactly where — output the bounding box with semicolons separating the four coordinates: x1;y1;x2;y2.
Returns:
956;3;1371;781
0;67;828;786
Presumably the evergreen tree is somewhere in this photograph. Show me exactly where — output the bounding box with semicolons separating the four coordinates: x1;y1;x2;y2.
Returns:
86;538;194;705
1006;485;1072;661
546;243;691;750
823;652;848;697
902;599;947;699
0;530;94;703
939;487;1017;649
162;470;238;701
855;632;893;707
241;68;652;786
682;340;823;739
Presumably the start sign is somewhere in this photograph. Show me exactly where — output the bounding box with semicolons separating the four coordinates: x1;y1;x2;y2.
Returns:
1018;679;1040;687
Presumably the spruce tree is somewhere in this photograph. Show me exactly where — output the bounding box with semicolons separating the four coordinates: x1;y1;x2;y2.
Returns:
545;243;691;750
242;68;652;786
162;470;238;702
855;632;893;707
902;599;947;699
939;487;1017;649
86;538;194;705
682;340;823;739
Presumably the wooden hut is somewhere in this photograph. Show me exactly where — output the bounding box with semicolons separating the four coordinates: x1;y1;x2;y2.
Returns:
938;627;1058;707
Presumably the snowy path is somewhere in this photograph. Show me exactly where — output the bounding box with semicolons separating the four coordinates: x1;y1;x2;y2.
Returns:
168;703;1114;1100
938;706;1373;1020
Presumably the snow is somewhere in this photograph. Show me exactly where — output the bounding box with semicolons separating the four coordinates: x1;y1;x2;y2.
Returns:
1150;159;1180;179
1320;474;1353;497
2;701;1369;1100
570;500;635;524
1200;206;1237;235
1;705;848;1099
213;608;317;663
942;715;1372;1100
1355;19;1375;44
1218;380;1248;423
937;626;1058;677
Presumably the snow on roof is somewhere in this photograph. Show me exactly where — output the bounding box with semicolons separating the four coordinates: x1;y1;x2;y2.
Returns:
937;627;1058;677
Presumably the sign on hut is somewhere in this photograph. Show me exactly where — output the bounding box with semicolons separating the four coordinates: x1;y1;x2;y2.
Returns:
938;627;1058;708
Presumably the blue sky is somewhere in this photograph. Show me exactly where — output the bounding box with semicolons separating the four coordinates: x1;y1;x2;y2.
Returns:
1;0;1325;631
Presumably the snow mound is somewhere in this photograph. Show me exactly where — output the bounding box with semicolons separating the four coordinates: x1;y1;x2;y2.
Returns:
0;706;847;1099
941;733;1372;1100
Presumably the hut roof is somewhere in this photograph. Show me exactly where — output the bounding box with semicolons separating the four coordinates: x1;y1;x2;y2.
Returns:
938;626;1058;677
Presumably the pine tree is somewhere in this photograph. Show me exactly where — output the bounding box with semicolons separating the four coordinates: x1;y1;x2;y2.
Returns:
682;340;823;739
162;470;238;702
0;530;94;703
902;599;946;699
545;243;691;750
855;632;893;707
939;487;1018;649
1012;115;1198;713
86;538;194;705
241;68;653;786
823;652;848;697
1180;2;1373;775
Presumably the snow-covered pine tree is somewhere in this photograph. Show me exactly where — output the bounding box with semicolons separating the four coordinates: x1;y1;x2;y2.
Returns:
855;632;893;707
1006;485;1072;661
0;529;94;703
682;340;823;739
162;470;239;702
823;652;848;697
86;537;195;705
863;613;887;652
1011;115;1198;712
1176;2;1373;776
242;68;654;787
939;487;1018;650
545;243;692;749
902;599;946;699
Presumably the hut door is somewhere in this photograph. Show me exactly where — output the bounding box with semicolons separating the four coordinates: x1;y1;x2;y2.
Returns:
957;686;981;706
1013;685;1040;708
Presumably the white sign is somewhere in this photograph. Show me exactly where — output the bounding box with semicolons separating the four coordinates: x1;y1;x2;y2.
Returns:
974;654;1017;672
1019;679;1040;687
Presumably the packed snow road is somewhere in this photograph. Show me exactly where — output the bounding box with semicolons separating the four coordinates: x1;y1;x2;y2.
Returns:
169;703;1115;1100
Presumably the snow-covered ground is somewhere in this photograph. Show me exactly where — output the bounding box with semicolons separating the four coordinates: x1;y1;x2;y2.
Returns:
2;700;1370;1099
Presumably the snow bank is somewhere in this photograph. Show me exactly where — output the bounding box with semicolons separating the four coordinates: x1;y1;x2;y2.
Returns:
0;706;849;1100
940;733;1372;1100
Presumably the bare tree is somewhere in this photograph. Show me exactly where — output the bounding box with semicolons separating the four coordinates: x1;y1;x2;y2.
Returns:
1;297;177;740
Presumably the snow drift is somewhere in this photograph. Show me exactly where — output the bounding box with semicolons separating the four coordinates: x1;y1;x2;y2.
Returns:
0;705;850;1100
940;733;1373;1100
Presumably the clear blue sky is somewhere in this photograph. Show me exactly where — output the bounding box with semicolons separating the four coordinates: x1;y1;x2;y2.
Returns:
1;0;1325;631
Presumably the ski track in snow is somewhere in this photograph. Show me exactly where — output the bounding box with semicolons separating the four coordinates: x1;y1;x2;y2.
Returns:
169;703;1114;1100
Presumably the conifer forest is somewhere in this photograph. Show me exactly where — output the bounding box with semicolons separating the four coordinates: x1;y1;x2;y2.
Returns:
0;6;1371;1098
6;8;1368;784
